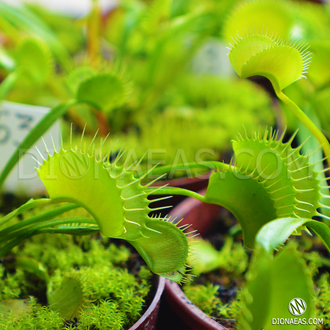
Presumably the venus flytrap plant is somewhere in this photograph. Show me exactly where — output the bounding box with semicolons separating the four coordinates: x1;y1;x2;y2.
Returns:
0;37;53;101
238;243;316;330
226;22;330;170
0;129;191;283
0;257;85;320
222;0;330;216
235;209;330;329
2;3;330;326
187;236;248;277
35;132;190;282
0;233;154;327
0;2;72;71
222;0;296;43
0;63;131;191
4;125;328;310
147;127;329;249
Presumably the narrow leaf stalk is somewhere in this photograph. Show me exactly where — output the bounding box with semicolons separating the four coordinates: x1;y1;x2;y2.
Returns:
0;198;54;228
141;161;231;179
0;202;79;238
36;225;99;236
0;217;96;246
276;89;330;168
147;186;206;202
0;71;18;100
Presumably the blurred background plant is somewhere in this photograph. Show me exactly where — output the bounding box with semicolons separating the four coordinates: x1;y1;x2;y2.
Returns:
0;0;278;176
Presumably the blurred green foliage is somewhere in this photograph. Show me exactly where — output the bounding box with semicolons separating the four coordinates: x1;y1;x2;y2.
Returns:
0;0;277;168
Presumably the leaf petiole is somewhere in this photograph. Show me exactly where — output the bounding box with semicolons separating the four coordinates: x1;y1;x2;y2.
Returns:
141;161;231;179
0;202;79;238
147;186;206;202
275;88;330;168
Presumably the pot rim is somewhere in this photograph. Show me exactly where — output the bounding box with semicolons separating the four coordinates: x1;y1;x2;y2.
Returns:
165;190;229;330
165;279;228;330
129;276;165;330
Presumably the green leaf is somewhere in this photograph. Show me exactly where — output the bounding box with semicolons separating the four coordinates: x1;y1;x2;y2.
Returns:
238;247;271;330
256;217;330;254
47;275;84;320
308;41;330;88
0;2;72;70
14;257;50;285
76;74;127;112
233;128;323;219
142;0;172;34
65;66;96;96
16;37;52;85
204;128;325;249
0;48;15;71
0;71;18;101
204;168;277;249
37;140;189;282
239;245;315;330
130;218;189;283
37;148;148;239
228;33;311;91
223;0;295;42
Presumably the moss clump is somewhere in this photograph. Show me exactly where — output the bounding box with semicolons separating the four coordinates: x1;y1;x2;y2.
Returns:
0;265;24;301
77;299;126;330
48;263;151;327
184;283;222;316
0;204;153;329
183;234;330;329
1;297;63;330
316;274;330;329
183;236;248;324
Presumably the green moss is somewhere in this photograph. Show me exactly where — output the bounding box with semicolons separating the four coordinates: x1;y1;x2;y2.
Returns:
219;290;243;320
0;266;23;301
47;261;151;328
78;300;125;330
0;203;153;329
188;237;249;277
1;297;63;330
63;262;151;328
183;236;248;321
184;283;222;316
304;251;325;279
184;235;330;326
19;237;131;275
183;282;243;322
316;274;330;329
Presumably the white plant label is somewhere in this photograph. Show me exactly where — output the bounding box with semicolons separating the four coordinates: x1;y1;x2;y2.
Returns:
0;101;60;195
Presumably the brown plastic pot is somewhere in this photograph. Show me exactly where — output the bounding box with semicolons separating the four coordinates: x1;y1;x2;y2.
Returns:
129;275;165;330
164;190;228;330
